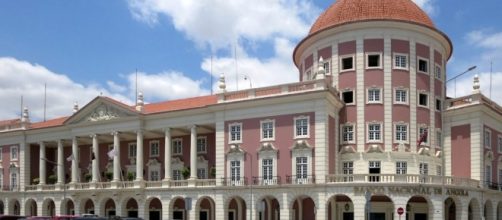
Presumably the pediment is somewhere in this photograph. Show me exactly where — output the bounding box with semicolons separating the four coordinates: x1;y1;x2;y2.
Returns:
65;97;138;125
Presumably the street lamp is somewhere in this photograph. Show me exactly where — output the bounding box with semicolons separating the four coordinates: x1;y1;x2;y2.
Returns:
446;65;477;97
242;74;252;89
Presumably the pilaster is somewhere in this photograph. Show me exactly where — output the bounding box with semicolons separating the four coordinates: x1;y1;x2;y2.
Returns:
383;35;392;151
215;112;225;186
314;100;328;183
136;130;144;181
163;128;172;183
356;37;365;152
40;142;47;185
410;40;417;152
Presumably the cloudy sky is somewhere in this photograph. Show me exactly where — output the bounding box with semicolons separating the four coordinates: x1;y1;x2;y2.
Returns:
0;0;501;121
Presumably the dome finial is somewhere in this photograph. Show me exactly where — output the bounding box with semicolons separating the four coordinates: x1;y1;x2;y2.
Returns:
136;91;144;112
218;73;226;93
316;56;326;79
472;74;480;94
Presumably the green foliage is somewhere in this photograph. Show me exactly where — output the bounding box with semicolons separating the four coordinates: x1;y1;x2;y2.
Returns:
47;174;57;184
105;171;113;181
84;173;92;182
181;167;190;179
127;172;135;181
32;177;40;185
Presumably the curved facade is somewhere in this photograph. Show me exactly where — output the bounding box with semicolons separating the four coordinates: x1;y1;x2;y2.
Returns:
1;1;502;220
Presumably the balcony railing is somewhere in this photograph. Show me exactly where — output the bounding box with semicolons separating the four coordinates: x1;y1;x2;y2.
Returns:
145;181;163;188
169;180;189;188
195;179;216;187
1;185;20;191
252;176;281;186
326;174;481;188
286;175;316;185
221;177;248;186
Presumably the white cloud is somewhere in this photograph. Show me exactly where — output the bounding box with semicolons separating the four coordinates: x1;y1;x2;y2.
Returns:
466;30;502;62
412;0;437;15
446;72;502;105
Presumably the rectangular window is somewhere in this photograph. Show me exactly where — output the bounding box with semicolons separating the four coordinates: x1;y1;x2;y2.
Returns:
172;139;183;155
197;137;207;153
0;147;3;161
342;161;353;182
197;168;206;179
419;127;429;144
396;161;407;174
10;146;18;161
419;163;429;175
436;131;442;148
367;88;381;103
419;93;428;107
498;136;502;153
150;141;159;157
366;53;381;68
342;125;354;142
395;124;408;141
0;174;2;189
296;157;308;179
394;54;408;69
436;99;441;111
128;143;137;158
485;165;492;184
322;61;331;74
230;161;241;181
484;129;491;149
418;58;428;73
395;89;407;104
262;159;273;180
341;56;354;71
369;161;381;182
261;120;274;140
172;170;182;180
10;173;17;190
230;124;242;143
499;169;502;187
295;117;309;138
368;123;381;142
436;165;442;176
342;90;354;104
435;65;441;79
150;171;159;181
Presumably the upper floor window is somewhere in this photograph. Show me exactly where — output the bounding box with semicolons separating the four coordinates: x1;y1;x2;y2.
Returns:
367;88;381;103
395;124;408;142
485;165;492;183
229;123;242;143
262;159;273;180
396;161;407;174
484;129;491;149
419;127;429;145
150;141;160;157
498;136;502;153
197;137;207;153
296;157;308;179
230;160;241;181
0;147;3;161
150;170;160;181
366;53;382;69
10;172;17;189
197;168;206;179
393;54;408;69
368;123;382;142
10;146;18;161
418;58;429;73
321;60;331;74
395;89;408;104
342;161;353;182
172;138;183;155
435;98;442;111
294;116;309;138
342;124;355;143
342;90;354;104
436;131;442;148
172;169;182;181
261;120;275;141
436;165;442;176
434;65;442;79
128;143;137;158
418;93;429;107
419;163;429;175
340;55;354;71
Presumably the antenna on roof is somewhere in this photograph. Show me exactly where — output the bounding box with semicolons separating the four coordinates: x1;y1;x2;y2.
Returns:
135;68;138;105
20;95;23;118
211;53;214;95
490;61;493;99
43;83;47;122
234;41;238;91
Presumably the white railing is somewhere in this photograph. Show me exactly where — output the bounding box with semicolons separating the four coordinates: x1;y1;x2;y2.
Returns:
170;180;189;187
195;179;216;187
145;181;163;188
326;174;480;188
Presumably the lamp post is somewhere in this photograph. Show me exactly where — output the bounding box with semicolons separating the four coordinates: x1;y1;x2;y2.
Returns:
242;74;252;89
446;65;477;97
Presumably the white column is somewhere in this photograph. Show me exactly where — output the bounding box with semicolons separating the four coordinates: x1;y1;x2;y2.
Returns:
215;112;225;186
91;134;99;182
136;130;144;181
57;140;64;184
356;37;365;152
39;142;47;185
190;125;198;179
71;136;79;183
112;131;121;182
163;128;172;181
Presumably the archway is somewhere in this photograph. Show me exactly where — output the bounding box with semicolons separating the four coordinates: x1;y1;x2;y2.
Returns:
196;197;215;220
368;195;393;220
123;198;139;218
80;198;95;215
497;201;502;220
257;196;279;220
291;195;315;220
468;198;481;220
226;196;246;220
101;198;116;217
42;198;56;216
60;198;75;215
146;197;162;220
170;197;187;220
406;196;430;220
8;199;20;215
444;197;457;220
327;194;353;220
484;200;494;220
24;199;37;216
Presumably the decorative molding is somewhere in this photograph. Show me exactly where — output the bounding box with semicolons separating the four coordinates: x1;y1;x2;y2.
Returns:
365;144;383;153
340;145;356;154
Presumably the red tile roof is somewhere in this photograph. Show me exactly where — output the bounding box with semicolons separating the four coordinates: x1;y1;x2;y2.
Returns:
309;0;434;35
143;95;218;114
30;117;69;129
0;119;21;127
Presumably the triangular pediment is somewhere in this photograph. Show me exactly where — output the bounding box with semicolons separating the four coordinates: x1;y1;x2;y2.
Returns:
65;96;139;125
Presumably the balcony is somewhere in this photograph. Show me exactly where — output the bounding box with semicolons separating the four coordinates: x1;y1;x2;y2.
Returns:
252;176;281;186
326;174;481;188
0;185;20;192
286;175;316;185
221;177;248;186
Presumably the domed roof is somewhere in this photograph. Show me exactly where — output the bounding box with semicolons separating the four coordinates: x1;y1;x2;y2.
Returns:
309;0;434;35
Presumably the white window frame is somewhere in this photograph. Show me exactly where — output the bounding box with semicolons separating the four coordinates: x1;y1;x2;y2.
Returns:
419;163;429;175
294;116;310;139
340;55;355;72
322;60;331;74
197;168;206;179
394;123;408;143
485;165;492;183
304;68;312;81
197;136;207;153
128;143;137;159
172;169;182;181
172;138;183;156
396;161;407;174
366;52;382;69
229;123;243;144
484;129;491;149
10;146;18;161
341;123;355;144
498;135;502;153
367;122;383;143
230;160;242;181
367;87;382;104
296;157;308;180
394;88;409;105
341;89;355;105
418;92;429;108
418;126;429;146
10;172;18;190
436;130;442;149
291;143;312;183
0;146;3;161
393;53;408;70
342;161;354;182
436;165;442;176
149;170;160;181
434;64;442;79
149;140;160;157
260;119;275;141
262;158;274;180
227;147;245;185
417;57;429;74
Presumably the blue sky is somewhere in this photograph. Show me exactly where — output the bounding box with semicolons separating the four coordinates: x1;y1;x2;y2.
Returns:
0;0;501;121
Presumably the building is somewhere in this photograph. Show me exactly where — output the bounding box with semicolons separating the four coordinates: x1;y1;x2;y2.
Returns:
0;0;501;219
